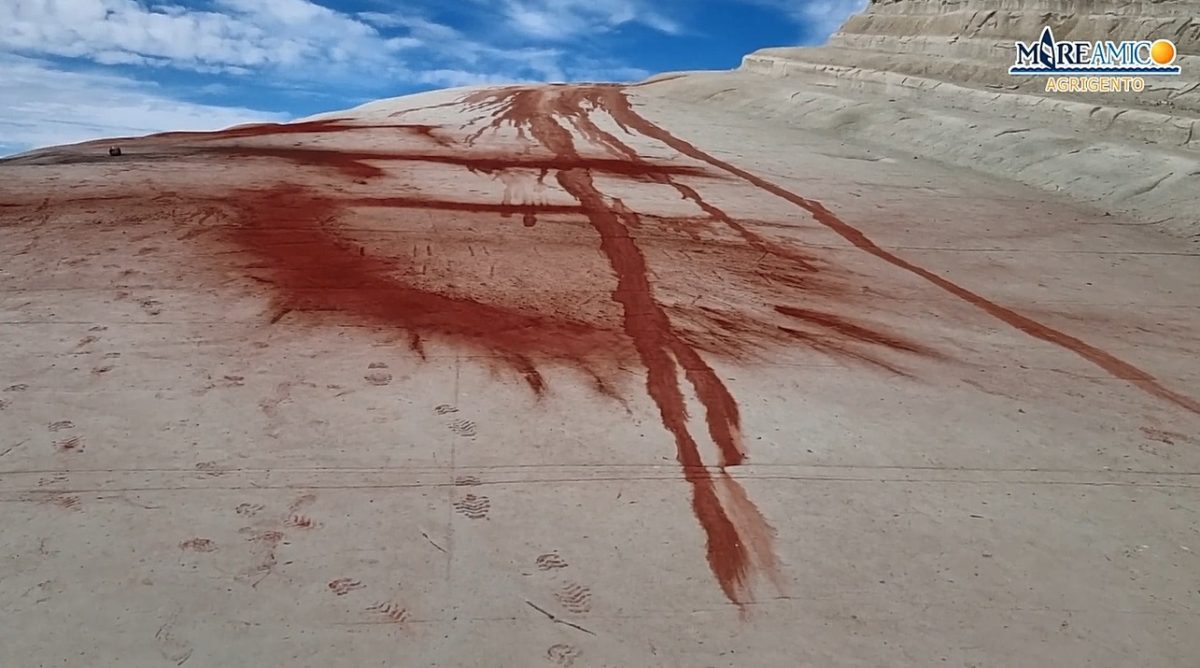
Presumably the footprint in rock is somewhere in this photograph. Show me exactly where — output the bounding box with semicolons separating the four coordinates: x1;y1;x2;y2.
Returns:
434;404;459;415
179;538;217;552
48;420;75;432
139;299;163;316
288;493;317;513
41;495;81;511
1141;426;1195;446
536;553;569;571
4;384;29;392
285;513;315;529
453;494;491;520
366;602;410;624
448;419;477;438
328;578;365;596
155;617;193;666
235;503;265;516
74;335;99;349
38;473;68;487
194;461;225;476
454;475;481;487
364;367;393;386
54;436;83;453
546;644;581;667
245;529;284;545
555;582;592;615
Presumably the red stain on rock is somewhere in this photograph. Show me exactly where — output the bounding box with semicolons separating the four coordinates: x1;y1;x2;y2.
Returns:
225;186;629;388
22;80;1195;607
456;86;782;604
149;118;433;141
206;145;713;181
775;305;933;357
594;87;1200;416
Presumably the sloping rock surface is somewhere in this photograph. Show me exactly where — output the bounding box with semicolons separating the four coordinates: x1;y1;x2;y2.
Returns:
1;3;1198;667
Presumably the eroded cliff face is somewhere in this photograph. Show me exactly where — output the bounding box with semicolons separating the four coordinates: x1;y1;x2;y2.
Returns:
853;0;1199;52
770;0;1199;114
641;0;1200;238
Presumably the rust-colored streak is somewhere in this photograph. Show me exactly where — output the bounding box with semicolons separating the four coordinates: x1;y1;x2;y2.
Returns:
776;305;934;357
408;332;427;360
534;91;821;275
204;145;713;181
149;118;436;141
210;146;387;179
598;87;1200;415
228;186;628;372
458;86;776;605
349;196;585;217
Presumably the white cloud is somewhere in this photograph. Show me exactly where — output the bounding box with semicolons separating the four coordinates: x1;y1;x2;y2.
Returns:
0;55;287;155
749;0;868;42
357;12;462;41
492;0;682;41
0;0;396;73
0;0;645;87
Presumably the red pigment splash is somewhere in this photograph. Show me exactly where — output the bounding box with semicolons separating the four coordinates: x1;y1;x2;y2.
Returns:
593;86;1200;416
22;80;1167;609
50;84;1039;606
516;87;822;275
445;82;1200;602
16;86;944;606
458;87;780;605
226;185;628;396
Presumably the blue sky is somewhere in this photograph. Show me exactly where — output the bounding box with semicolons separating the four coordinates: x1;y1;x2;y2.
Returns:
0;0;866;155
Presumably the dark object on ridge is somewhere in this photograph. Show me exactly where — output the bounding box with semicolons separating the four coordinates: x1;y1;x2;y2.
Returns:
108;146;122;157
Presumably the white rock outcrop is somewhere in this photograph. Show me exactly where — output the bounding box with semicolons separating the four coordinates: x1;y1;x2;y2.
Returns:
647;0;1200;238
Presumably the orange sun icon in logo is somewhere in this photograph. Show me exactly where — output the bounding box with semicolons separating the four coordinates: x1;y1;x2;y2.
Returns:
1150;39;1177;66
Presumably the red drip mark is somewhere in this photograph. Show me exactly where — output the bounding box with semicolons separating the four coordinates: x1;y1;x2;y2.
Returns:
458;86;777;605
775;305;934;357
596;87;1200;416
402;124;454;146
509;354;547;396
210;146;387;179
408;332;427;360
349;196;585;217
147;119;438;142
202;146;713;181
529;89;820;274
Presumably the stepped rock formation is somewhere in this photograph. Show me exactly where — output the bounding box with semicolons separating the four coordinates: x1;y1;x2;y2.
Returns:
1;2;1199;666
650;0;1200;238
